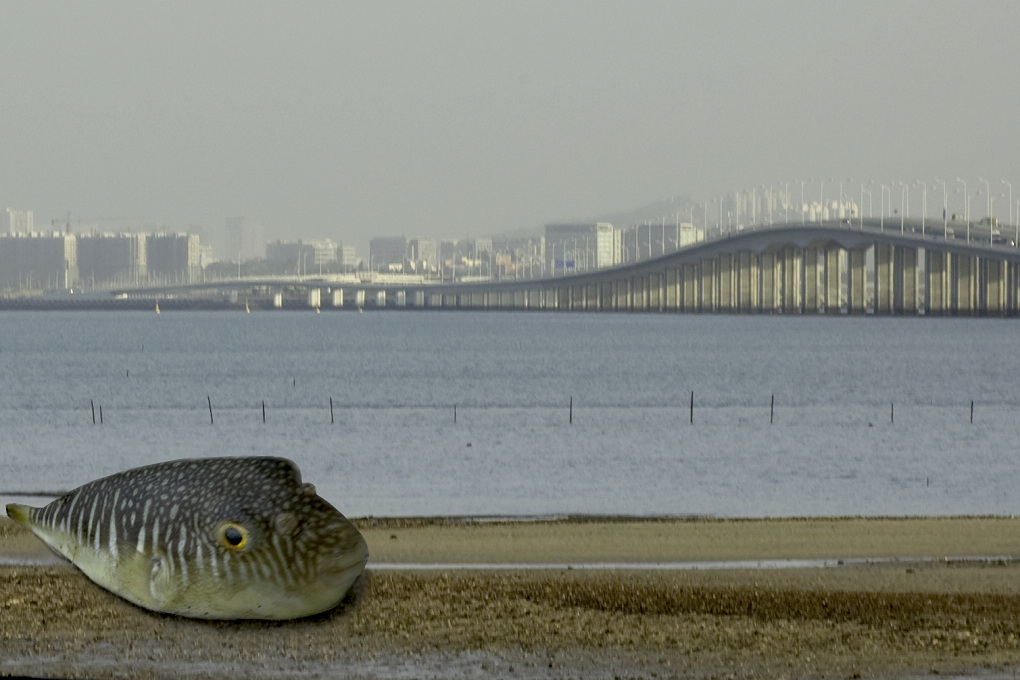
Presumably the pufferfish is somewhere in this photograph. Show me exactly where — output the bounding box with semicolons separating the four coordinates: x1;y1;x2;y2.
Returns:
5;457;368;620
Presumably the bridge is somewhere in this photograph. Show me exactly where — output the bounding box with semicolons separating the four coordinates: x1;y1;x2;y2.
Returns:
115;218;1020;316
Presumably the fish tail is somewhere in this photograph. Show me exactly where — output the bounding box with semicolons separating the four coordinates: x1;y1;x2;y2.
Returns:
5;503;33;528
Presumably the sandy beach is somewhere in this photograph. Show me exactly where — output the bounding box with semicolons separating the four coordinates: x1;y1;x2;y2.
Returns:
3;515;1020;679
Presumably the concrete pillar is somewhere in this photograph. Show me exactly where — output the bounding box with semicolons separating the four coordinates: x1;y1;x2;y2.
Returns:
874;244;894;314
701;259;717;311
986;258;1007;315
926;250;948;315
847;248;867;313
899;247;917;314
802;247;819;313
954;255;976;314
760;252;777;312
332;289;344;307
780;248;802;312
823;248;843;313
273;292;283;308
717;253;733;312
735;251;755;312
683;263;700;311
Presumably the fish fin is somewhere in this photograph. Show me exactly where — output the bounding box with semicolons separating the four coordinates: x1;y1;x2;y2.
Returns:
5;503;33;528
149;557;172;605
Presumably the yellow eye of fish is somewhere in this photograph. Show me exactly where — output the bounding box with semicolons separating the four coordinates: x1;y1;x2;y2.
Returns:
219;523;249;549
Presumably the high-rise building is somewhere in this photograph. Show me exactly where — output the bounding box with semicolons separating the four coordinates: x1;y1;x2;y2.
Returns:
595;222;621;268
338;244;359;271
147;233;201;284
407;238;438;272
266;240;315;274
0;233;76;290
5;209;33;235
76;233;147;287
369;236;406;272
226;216;265;262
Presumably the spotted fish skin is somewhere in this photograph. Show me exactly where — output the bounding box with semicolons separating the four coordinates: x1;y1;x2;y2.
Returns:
5;457;368;620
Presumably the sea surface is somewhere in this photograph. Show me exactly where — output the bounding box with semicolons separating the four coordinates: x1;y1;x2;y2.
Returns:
0;310;1018;518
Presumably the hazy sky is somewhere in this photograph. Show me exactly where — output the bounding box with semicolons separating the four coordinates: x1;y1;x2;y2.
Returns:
2;1;1019;255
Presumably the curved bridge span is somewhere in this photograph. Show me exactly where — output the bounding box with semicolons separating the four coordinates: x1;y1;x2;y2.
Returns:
123;220;1020;315
428;222;1020;315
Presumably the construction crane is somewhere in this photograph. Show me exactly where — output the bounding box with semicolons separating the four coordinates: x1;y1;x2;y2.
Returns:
50;214;145;235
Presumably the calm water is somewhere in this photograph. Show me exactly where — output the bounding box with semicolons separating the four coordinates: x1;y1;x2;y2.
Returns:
1;310;1018;518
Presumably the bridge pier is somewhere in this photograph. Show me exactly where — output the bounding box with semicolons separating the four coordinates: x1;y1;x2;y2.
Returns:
314;224;1020;316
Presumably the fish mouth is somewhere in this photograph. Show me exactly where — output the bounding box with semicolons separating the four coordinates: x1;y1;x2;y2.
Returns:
315;530;369;596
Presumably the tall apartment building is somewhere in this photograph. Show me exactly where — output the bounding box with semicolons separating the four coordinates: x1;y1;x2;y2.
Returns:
5;209;33;235
369;236;406;271
595;222;621;268
0;232;77;290
76;233;147;287
147;233;201;284
407;238;438;272
225;216;265;262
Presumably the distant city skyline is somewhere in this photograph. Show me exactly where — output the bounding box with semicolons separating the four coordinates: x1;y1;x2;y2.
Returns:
2;2;1018;259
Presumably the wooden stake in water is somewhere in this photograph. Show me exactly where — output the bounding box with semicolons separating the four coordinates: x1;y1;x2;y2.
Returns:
454;404;457;423
569;396;573;424
770;394;774;424
891;402;894;424
970;400;974;424
99;405;104;425
91;400;96;425
207;396;214;425
262;400;266;423
330;397;334;424
690;391;694;424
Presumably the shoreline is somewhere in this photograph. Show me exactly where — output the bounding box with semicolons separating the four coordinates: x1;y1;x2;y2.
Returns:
4;516;1020;679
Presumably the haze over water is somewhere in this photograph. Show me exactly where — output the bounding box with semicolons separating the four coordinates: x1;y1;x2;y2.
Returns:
0;311;1017;518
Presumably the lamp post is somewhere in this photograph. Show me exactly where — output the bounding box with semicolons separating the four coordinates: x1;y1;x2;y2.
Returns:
819;178;827;225
990;194;1001;239
899;182;907;234
956;178;969;233
859;182;865;228
979;177;991;223
1002;179;1013;229
785;181;791;224
880;184;891;232
916;180;928;236
934;177;947;237
800;179;809;225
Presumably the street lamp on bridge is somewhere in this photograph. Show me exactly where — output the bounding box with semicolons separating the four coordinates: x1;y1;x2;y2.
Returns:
1002;179;1013;227
979;178;992;224
799;178;810;225
915;180;928;237
935;178;948;238
880;184;891;232
956;178;969;238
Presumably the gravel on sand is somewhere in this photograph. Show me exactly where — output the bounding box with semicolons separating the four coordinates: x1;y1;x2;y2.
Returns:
3;516;1020;679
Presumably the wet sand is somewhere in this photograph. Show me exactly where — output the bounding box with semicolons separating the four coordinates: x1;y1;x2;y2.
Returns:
3;516;1020;679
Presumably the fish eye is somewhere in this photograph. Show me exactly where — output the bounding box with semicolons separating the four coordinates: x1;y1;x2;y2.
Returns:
218;522;250;550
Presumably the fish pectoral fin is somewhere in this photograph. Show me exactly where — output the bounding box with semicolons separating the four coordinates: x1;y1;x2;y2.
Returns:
148;556;172;605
